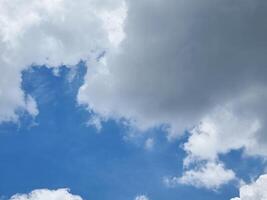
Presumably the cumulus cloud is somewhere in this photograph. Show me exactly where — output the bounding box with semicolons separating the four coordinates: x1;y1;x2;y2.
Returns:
183;108;259;163
230;174;267;200
78;0;267;137
77;0;267;188
178;162;236;190
0;0;126;122
9;188;83;200
178;93;266;189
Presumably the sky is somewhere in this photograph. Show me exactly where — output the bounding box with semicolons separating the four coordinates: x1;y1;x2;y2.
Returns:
1;0;267;200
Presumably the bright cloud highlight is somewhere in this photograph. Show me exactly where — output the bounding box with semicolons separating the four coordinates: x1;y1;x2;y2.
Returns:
231;174;267;200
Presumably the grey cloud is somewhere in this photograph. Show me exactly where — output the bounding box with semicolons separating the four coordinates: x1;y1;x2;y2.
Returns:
78;0;267;188
79;0;267;136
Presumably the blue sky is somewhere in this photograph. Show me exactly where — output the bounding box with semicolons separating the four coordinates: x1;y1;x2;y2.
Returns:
0;65;263;200
1;1;267;200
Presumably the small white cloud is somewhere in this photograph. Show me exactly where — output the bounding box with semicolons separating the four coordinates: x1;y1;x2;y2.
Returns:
52;67;61;77
25;95;39;117
9;188;83;200
144;138;154;150
87;114;103;132
230;174;267;200
135;195;149;200
178;162;236;190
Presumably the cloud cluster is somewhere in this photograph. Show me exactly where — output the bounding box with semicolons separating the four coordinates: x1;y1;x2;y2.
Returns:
231;174;267;200
78;0;267;188
0;0;126;122
9;188;82;200
2;0;267;191
177;106;261;188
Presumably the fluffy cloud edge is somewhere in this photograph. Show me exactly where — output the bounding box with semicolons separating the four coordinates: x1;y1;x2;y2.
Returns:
230;174;267;200
6;188;150;200
9;188;82;200
165;161;236;190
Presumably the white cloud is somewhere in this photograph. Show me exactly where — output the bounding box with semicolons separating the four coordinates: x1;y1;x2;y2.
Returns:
9;188;83;200
230;174;267;200
9;189;151;200
144;138;154;150
177;92;266;189
178;162;236;190
0;0;126;123
86;114;103;132
183;87;267;162
135;195;149;200
183;107;257;162
99;1;127;47
25;95;39;117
